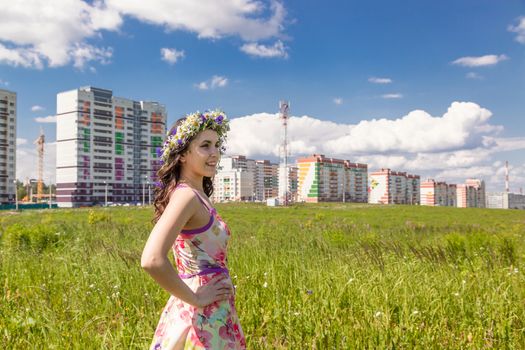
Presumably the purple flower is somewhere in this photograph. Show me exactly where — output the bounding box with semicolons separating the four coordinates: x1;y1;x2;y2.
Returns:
177;139;183;145
156;147;163;157
170;127;178;136
215;115;224;124
200;114;207;122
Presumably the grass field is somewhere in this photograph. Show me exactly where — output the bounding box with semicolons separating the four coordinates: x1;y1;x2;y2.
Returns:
1;203;524;349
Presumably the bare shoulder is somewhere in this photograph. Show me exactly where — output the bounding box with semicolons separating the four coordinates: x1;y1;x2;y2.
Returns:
165;186;199;213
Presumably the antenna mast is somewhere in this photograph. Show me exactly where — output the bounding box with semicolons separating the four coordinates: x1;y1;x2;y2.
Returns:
279;100;290;206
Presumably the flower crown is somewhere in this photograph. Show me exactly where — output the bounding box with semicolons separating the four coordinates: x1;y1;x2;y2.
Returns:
158;109;230;163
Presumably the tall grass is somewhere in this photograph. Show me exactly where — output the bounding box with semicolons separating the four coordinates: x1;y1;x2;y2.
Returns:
1;204;524;349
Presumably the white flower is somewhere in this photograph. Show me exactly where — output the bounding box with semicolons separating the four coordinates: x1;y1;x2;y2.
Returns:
263;282;268;288
412;310;419;315
374;311;382;318
453;292;460;297
89;284;95;289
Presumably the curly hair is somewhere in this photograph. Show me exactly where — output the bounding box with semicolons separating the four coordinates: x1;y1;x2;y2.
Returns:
153;117;215;223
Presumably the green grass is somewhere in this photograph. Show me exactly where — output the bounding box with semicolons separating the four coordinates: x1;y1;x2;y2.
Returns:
1;203;524;349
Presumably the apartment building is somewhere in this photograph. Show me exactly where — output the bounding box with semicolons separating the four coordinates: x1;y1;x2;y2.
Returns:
278;164;298;203
297;154;368;203
456;179;485;208
369;168;420;204
55;86;166;207
255;159;278;200
212;155;281;202
421;179;456;206
0;89;16;204
486;192;525;209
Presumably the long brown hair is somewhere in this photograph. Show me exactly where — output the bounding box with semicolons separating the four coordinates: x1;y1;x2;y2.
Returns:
153;117;214;223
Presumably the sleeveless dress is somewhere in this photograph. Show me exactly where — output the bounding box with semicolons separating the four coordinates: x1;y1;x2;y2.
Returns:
150;183;246;350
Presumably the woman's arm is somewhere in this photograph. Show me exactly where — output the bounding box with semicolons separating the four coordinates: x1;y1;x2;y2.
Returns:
141;188;232;307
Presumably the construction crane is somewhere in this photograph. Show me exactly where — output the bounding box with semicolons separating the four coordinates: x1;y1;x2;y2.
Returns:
34;128;45;201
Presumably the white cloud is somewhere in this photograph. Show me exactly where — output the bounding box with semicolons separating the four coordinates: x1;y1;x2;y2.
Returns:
508;16;525;44
35;115;57;123
224;102;525;190
368;77;392;84
0;0;287;69
382;93;403;99
333;97;343;105
107;0;286;41
16;138;27;146
0;78;9;86
195;75;228;90
31;105;45;112
0;0;120;69
466;72;483;80
160;47;185;64
452;54;508;67
16;141;56;183
240;40;288;58
226;102;501;156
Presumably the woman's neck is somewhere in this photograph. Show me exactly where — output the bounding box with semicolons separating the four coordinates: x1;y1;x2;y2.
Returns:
178;172;204;193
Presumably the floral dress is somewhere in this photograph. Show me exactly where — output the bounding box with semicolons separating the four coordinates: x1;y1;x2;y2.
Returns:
150;183;246;350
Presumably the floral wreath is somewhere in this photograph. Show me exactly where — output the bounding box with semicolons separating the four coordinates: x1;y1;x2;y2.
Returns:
157;109;230;164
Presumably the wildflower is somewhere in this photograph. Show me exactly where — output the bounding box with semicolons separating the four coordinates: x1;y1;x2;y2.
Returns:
263;282;268;288
412;310;419;315
374;311;382;318
453;292;460;297
306;289;313;295
293;311;300;316
89;284;95;289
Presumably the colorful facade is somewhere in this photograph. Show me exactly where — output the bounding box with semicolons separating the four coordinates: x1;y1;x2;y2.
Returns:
369;168;420;204
56;86;166;207
420;179;456;206
456;179;485;208
297;154;368;203
0;89;16;204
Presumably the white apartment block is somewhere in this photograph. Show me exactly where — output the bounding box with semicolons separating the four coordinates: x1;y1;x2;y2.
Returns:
213;155;280;202
56;86;166;207
0;89;16;204
278;164;298;203
421;179;457;206
212;169;255;202
486;192;525;210
369;168;420;205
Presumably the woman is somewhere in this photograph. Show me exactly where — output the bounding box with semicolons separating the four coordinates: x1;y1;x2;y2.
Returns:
141;110;246;349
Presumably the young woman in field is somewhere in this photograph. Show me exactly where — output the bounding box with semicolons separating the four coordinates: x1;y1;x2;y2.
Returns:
141;110;246;349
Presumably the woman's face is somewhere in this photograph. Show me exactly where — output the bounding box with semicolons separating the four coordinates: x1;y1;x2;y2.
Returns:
180;129;220;177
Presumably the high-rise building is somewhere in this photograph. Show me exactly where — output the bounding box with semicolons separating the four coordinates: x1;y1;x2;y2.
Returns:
486;192;525;209
457;179;485;208
369;168;420;204
278;164;298;203
254;159;278;201
421;179;456;206
212;155;281;202
297;154;368;203
213;155;255;202
0;89;16;204
55;87;166;207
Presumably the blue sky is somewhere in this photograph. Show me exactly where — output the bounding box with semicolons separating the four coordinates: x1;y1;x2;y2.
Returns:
1;0;524;191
